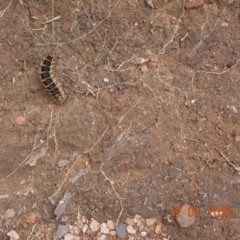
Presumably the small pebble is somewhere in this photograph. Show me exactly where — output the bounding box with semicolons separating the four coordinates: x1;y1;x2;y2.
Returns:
110;230;116;236
64;233;74;240
141;64;148;73
82;224;88;233
235;136;240;142
221;162;228;169
184;0;204;9
15;116;26;125
58;159;71;168
134;214;141;220
5;209;16;219
126;225;136;234
81;216;86;224
125;218;134;225
90;219;100;232
97;234;106;240
107;220;115;230
139;224;144;231
128;236;135;240
115;83;125;90
136;220;141;227
26;211;41;224
100;223;110;234
73;237;80;240
0;194;9;199
7;230;19;240
103;78;109;83
52;225;69;240
116;223;127;238
146;218;156;226
155;224;162;234
230;105;238;113
221;22;228;27
141;231;147;237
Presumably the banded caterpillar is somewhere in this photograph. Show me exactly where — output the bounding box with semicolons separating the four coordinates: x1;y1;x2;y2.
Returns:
40;56;66;104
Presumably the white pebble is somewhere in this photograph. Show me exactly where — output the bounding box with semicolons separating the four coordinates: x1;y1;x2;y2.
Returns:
107;220;115;230
7;230;19;240
100;223;110;234
82;224;88;233
126;225;136;234
5;209;15;219
141;231;147;237
64;233;74;240
89;219;100;232
97;234;106;240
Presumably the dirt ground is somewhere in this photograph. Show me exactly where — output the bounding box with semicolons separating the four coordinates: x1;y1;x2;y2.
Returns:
0;0;240;239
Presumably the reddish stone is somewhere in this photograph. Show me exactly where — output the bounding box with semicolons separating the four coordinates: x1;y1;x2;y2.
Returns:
185;0;205;9
15;116;26;125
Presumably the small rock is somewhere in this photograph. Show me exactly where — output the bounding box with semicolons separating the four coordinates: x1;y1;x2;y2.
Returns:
128;236;135;240
136;219;141;227
5;209;15;219
221;22;228;27
64;233;74;240
166;75;173;80
109;230;116;236
146;60;154;68
141;64;148;73
100;223;110;234
103;78;109;83
231;105;238;113
185;0;204;9
221;162;228;169
126;225;136;234
141;231;147;237
71;225;79;235
162;232;167;237
73;237;80;240
235;136;240;142
145;0;155;8
146;217;156;226
58;159;71;167
13;190;21;196
7;230;19;240
155;224;162;234
176;204;195;228
52;225;69;240
26;211;41;224
134;214;141;220
81;216;86;224
107;220;115;230
15;116;26;125
116;223;127;238
115;83;125;90
125;218;134;225
97;234;106;240
90;219;100;232
0;194;9;199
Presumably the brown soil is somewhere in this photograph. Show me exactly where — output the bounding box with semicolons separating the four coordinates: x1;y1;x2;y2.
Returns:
0;0;240;239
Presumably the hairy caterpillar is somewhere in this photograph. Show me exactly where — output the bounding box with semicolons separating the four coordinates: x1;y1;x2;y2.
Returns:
40;56;66;104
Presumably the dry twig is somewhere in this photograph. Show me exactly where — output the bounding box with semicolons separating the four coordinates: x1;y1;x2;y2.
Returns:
215;147;240;175
101;168;124;229
114;97;142;129
0;0;12;18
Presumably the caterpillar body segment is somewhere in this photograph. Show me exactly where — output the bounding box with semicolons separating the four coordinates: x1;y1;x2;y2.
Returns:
40;56;66;104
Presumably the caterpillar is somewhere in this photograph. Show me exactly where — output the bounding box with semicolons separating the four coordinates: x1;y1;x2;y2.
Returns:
40;56;66;104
